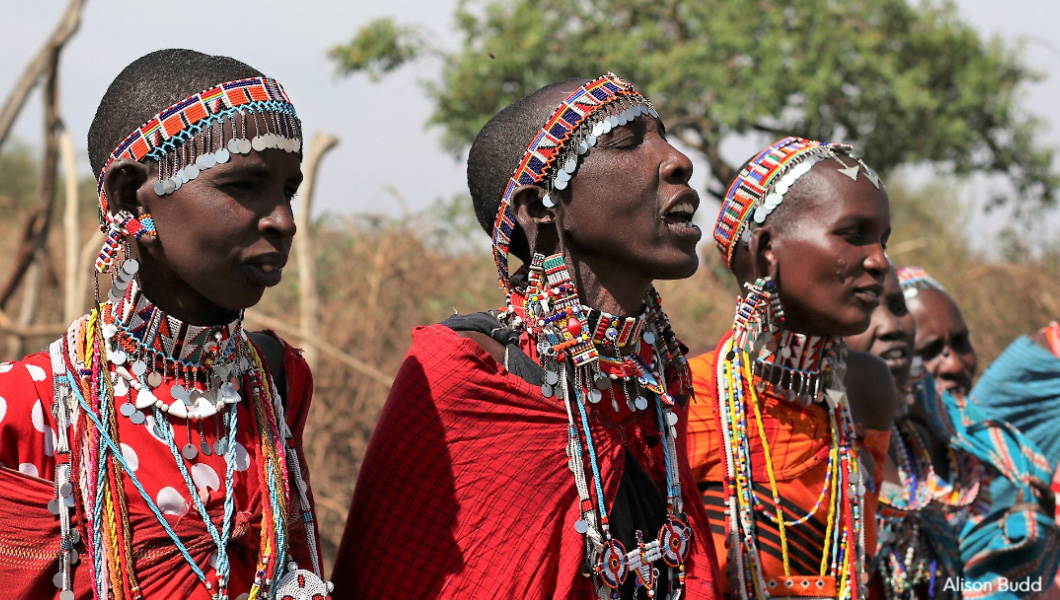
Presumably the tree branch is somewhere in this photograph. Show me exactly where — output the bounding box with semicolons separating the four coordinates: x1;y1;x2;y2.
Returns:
0;0;85;151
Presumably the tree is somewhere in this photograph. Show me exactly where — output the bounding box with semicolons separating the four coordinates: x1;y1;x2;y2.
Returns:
330;0;1057;210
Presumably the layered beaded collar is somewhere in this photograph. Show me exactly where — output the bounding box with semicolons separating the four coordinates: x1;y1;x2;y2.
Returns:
499;253;693;598
752;329;840;404
100;275;244;376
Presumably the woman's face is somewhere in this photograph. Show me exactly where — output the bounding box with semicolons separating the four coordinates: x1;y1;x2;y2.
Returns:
906;287;978;395
766;164;892;337
133;123;302;324
557;113;702;283
845;269;916;389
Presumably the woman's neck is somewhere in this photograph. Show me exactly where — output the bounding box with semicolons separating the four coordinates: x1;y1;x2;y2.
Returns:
566;253;652;318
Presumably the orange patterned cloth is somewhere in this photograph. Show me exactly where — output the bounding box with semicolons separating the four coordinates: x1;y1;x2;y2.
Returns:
686;339;887;597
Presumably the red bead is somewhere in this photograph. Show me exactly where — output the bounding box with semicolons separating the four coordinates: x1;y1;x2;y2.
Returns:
567;318;583;336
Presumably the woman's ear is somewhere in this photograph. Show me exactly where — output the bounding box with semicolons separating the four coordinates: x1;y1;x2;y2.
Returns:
748;225;778;282
101;160;151;219
512;185;558;256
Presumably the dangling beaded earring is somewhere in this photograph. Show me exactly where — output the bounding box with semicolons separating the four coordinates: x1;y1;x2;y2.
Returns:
731;276;779;353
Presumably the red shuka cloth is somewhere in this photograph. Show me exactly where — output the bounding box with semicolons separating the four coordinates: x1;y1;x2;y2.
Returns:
332;324;721;599
0;335;321;599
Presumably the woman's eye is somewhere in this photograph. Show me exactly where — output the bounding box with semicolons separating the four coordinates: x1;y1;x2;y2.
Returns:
889;300;908;316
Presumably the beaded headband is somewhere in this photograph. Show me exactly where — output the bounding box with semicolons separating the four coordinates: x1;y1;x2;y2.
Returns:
94;76;302;273
713;136;881;268
491;73;656;287
897;266;947;299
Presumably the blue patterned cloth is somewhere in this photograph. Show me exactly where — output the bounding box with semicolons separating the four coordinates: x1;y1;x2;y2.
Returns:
919;374;1059;598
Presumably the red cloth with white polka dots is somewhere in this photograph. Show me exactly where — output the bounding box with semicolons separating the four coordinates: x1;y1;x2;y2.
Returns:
0;334;321;599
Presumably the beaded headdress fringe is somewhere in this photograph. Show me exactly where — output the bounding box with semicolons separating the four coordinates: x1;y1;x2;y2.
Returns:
491;73;657;287
713;136;880;269
94;76;302;274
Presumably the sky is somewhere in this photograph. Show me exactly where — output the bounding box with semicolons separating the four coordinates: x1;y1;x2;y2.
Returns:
2;0;1059;247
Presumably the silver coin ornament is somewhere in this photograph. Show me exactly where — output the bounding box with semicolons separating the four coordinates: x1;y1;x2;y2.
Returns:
643;331;656;345
574;519;589;533
588;389;602;404
120;403;136;417
201;440;213;456
546;371;560;385
541;384;554;398
215;438;228;455
129;411;146;425
237;138;253;154
131;360;148;376
634;396;649;411
594;375;611;390
59;482;73;498
215;147;231;163
667;412;679;426
181;443;198;461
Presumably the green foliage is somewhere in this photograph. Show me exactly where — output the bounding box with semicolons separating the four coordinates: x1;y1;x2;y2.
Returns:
331;0;1057;209
328;17;428;82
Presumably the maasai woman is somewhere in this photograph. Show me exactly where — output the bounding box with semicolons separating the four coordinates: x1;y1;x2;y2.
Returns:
899;267;1058;600
331;74;721;599
0;50;329;599
686;137;898;600
846;268;961;600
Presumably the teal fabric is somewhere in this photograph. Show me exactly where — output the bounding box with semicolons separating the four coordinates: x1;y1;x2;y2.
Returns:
973;334;1060;484
918;375;1059;598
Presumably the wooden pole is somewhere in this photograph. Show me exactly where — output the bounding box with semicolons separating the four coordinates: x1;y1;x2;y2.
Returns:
293;132;339;371
0;0;85;151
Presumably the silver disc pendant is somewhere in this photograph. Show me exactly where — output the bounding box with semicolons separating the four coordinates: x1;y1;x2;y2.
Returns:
588;389;602;404
201;440;213;456
237;138;252;154
181;443;198;461
215;438;227;455
594;375;610;390
634;396;649;410
147;372;163;388
215;147;231;163
541;384;554;398
119;403;136;417
130;411;146;425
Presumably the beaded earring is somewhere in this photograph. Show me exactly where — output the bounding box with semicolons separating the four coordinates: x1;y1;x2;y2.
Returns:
731;276;780;353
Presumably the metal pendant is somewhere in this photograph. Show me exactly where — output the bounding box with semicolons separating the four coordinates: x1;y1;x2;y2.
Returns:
274;562;335;599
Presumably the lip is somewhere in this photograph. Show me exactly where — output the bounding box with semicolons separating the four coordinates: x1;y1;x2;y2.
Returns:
244;254;287;287
661;188;703;241
877;343;912;371
852;282;883;308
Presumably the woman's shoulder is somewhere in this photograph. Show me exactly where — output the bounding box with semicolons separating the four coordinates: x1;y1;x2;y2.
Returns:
844;349;898;433
0;351;55;405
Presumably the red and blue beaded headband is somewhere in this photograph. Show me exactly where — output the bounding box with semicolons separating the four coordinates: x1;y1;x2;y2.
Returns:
713;136;880;269
491;73;656;287
897;266;947;299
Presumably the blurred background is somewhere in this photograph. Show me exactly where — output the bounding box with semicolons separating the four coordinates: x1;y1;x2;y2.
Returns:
2;0;1059;570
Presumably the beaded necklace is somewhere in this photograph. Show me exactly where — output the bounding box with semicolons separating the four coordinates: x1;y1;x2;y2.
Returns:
46;272;329;600
717;279;865;600
874;418;944;600
500;253;692;600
